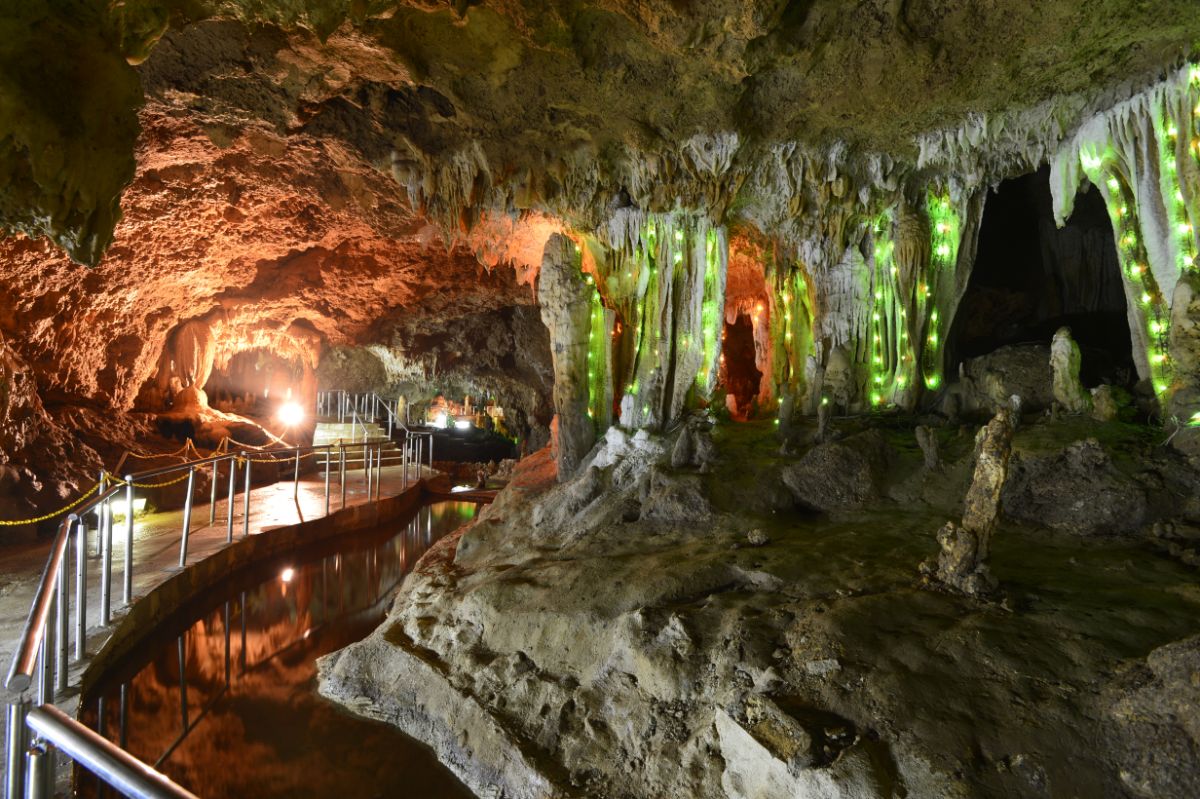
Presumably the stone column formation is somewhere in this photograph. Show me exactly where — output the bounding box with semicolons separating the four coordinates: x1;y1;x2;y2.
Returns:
538;233;596;480
927;407;1016;596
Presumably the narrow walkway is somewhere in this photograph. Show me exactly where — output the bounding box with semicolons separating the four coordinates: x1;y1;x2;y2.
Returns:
0;463;433;780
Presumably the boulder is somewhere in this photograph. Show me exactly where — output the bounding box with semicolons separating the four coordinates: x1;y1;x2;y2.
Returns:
1001;438;1147;535
781;430;890;512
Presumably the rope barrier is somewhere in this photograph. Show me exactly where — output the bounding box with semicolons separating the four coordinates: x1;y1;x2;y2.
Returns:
7;438;330;527
0;483;101;526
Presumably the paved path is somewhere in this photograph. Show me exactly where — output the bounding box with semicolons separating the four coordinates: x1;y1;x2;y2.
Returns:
0;462;434;785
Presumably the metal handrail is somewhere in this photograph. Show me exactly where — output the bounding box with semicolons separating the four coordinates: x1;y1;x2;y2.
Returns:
4;433;426;798
5;444;340;693
27;705;198;799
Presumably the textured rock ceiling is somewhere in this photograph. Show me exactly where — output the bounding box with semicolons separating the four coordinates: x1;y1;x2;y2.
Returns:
4;0;1200;264
1;0;1199;523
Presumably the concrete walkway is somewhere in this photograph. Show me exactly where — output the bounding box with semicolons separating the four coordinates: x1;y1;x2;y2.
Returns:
0;462;435;785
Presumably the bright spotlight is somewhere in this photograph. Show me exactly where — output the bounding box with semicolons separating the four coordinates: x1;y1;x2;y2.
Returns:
277;401;304;426
434;412;448;428
454;419;472;430
280;567;294;583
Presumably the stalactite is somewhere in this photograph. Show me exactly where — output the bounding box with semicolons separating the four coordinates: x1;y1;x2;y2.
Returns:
1050;63;1200;421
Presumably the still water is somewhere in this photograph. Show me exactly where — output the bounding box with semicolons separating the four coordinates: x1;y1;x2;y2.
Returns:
79;502;480;799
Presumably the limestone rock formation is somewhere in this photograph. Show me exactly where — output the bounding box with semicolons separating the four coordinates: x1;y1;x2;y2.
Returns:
926;408;1015;596
538;234;595;480
1050;326;1092;414
1002;438;1149;536
780;430;891;512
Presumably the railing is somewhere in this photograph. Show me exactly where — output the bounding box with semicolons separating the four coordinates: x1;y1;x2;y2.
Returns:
3;437;420;799
316;390;435;470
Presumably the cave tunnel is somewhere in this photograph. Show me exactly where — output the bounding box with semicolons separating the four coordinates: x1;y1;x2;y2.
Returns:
205;348;305;416
720;312;763;420
4;7;1200;799
948;165;1135;388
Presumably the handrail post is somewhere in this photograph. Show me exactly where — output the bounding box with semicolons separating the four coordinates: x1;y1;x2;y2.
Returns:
55;556;67;694
225;457;236;544
242;453;251;538
401;434;407;491
208;461;218;526
74;518;87;661
100;490;113;626
178;468;195;569
5;698;28;799
339;443;346;508
37;610;53;705
323;447;331;516
25;741;50;799
293;449;300;501
96;471;107;558
122;476;133;605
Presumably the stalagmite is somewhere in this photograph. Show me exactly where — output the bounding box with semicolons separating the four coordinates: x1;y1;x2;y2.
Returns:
1050;327;1092;414
538;234;596;479
915;425;941;470
924;408;1015;596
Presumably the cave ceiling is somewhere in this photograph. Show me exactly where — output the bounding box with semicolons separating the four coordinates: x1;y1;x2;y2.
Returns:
0;0;1197;414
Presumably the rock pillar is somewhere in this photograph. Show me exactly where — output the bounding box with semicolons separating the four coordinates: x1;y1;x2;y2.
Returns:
538;234;595;480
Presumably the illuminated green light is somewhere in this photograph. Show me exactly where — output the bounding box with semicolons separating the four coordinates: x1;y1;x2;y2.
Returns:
1141;292;1153;304
674;231;683;242
1081;153;1102;170
930;309;939;322
1150;321;1164;334
1123;234;1138;248
1154;381;1168;394
872;313;881;321
873;375;883;385
1117;206;1127;216
1189;411;1200;426
642;405;650;414
873;356;883;365
871;393;882;405
896;377;907;388
928;333;938;344
1151;353;1166;365
925;375;941;389
773;419;780;426
1167;124;1179;137
1191;66;1200;84
673;253;683;264
821;396;830;406
1179;222;1193;235
874;291;883;300
1107;177;1120;192
936;244;951;258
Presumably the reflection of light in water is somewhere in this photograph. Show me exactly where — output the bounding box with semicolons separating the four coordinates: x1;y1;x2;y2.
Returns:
78;502;482;799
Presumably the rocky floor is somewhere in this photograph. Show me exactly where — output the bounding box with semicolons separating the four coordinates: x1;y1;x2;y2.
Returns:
319;416;1200;799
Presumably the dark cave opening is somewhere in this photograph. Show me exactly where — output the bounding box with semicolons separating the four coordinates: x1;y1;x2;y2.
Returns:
948;165;1135;388
720;313;763;420
206;348;304;416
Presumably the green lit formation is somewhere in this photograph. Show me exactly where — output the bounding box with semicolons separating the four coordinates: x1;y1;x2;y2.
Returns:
581;217;727;431
920;191;960;392
770;263;813;412
1074;63;1200;404
868;211;915;406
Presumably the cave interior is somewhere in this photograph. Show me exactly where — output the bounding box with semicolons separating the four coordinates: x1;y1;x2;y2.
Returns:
1;3;1200;799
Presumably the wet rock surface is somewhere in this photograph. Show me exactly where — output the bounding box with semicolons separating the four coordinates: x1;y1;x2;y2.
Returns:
319;417;1200;799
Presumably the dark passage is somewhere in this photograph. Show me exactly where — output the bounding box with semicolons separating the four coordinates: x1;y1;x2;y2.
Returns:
721;313;763;420
949;166;1134;387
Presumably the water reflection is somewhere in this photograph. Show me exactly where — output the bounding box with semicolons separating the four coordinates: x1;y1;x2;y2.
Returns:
80;502;480;799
